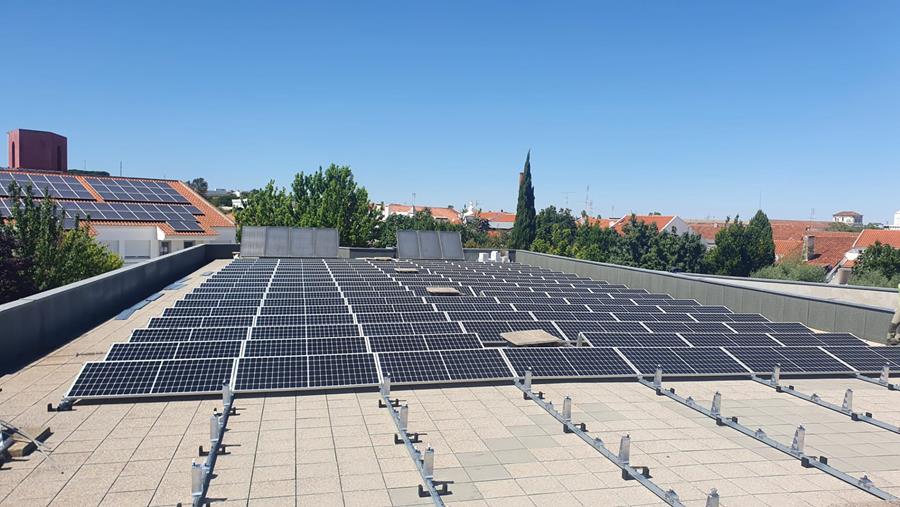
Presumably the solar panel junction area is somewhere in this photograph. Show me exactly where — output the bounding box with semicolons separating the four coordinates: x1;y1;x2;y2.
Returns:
65;258;898;401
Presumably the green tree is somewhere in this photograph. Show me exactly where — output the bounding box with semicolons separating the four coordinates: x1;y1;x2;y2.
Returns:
290;165;382;247
611;215;657;267
642;228;707;273
0;227;35;303
510;151;536;249
851;242;900;287
234;181;294;237
534;206;576;250
751;258;826;283
747;210;776;272
0;183;122;302
703;216;753;276
235;165;382;247
186;177;208;197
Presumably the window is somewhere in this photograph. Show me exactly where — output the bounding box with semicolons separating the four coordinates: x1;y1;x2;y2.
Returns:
10;142;15;167
160;241;171;255
183;241;195;248
124;240;151;259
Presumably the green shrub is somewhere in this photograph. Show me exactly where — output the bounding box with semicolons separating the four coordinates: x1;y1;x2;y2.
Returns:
751;260;826;283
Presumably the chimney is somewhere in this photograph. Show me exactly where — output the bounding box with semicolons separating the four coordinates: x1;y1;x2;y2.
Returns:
803;235;815;261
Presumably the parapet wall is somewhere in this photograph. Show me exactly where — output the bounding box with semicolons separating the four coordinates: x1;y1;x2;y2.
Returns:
515;250;894;344
0;243;239;373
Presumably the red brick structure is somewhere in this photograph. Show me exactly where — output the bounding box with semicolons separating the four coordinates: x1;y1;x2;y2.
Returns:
7;129;68;172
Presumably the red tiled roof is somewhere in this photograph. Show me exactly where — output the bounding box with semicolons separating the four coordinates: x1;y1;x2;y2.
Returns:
477;211;516;223
582;216;614;228
386;203;462;224
805;233;857;268
833;211;862;217
853;229;900;249
613;215;674;234
687;219;835;242
775;239;802;259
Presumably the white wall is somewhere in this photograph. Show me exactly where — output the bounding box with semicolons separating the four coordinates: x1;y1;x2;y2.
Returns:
93;225;160;263
663;216;695;236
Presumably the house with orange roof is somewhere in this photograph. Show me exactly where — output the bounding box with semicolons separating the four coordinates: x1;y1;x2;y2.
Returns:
611;215;696;236
2;129;235;264
383;203;462;224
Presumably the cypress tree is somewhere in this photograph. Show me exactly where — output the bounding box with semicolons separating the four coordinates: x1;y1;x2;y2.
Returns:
510;151;536;249
747;209;776;271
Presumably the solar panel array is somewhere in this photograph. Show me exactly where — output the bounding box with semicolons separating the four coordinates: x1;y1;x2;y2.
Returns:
84;177;189;203
66;258;891;400
0;172;93;199
0;172;204;231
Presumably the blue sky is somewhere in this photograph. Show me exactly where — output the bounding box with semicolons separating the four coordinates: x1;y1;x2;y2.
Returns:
3;2;898;222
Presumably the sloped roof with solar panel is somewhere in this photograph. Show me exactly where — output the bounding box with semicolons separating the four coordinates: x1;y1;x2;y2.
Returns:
0;169;233;235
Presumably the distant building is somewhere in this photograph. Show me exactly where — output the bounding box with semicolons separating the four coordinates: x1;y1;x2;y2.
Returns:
611;215;695;236
832;211;863;225
207;188;240;197
7;129;67;172
3;129;235;264
888;210;900;230
383;203;462;224
461;203;515;230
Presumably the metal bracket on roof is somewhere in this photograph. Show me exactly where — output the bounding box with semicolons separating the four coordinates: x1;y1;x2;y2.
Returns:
47;398;74;412
378;377;452;506
180;382;236;507
639;373;899;501
514;372;689;507
751;376;900;434
855;364;899;391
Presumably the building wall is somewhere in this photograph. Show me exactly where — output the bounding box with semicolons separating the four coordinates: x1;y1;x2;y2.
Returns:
93;225;160;263
8;129;68;171
833;215;862;225
663;216;695;236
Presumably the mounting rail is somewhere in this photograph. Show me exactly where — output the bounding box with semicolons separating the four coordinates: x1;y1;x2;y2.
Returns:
752;367;900;435
184;382;237;507
855;365;899;391
379;376;451;506
514;371;695;507
639;369;898;502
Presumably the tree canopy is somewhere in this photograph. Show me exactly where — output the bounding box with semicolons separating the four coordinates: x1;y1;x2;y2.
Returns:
235;165;382;246
0;183;123;304
510;151;536;249
851;242;900;288
185;177;208;197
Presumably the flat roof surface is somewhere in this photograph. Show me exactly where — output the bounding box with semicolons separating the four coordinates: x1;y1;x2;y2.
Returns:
3;259;900;506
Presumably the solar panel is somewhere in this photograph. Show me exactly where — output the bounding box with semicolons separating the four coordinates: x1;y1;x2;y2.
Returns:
235;356;307;391
308;354;379;387
378;351;450;383
67;361;161;397
618;348;695;375
174;340;242;359
674;348;747;374
107;342;178;361
368;335;428;353
152;359;234;394
425;333;484;350
244;339;306;357
306;337;367;355
503;348;578;377
441;349;513;380
560;348;636;376
825;347;899;372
